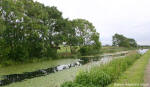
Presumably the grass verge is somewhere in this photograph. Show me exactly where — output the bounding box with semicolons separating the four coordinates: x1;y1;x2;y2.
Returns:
107;50;150;87
0;46;135;67
61;52;141;87
101;46;136;53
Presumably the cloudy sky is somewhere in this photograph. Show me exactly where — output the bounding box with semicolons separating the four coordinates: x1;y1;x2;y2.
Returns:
34;0;150;45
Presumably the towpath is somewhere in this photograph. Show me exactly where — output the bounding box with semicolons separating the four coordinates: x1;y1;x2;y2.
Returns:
144;59;150;87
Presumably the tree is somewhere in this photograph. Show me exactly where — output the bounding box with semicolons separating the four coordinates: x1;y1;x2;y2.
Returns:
112;33;137;48
0;0;29;61
72;19;101;55
0;0;101;61
72;19;100;46
128;38;137;48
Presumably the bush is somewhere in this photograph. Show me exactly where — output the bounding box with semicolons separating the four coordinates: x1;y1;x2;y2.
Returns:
75;70;111;87
79;46;91;56
45;47;57;58
61;82;83;87
79;46;100;56
61;81;97;87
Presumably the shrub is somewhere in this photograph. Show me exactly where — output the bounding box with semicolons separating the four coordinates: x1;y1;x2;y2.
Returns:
61;81;97;87
79;46;100;56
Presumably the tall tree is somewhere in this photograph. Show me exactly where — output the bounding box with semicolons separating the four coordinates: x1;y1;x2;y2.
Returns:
72;19;100;46
72;19;101;55
0;0;101;61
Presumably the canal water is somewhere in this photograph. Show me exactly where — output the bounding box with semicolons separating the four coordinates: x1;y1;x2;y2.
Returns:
0;50;148;87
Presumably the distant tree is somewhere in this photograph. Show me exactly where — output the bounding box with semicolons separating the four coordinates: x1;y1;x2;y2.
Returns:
112;33;137;48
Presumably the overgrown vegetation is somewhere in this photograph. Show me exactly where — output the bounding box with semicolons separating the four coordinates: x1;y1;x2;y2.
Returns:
0;0;101;64
61;52;141;87
112;33;137;48
139;45;150;49
108;50;150;87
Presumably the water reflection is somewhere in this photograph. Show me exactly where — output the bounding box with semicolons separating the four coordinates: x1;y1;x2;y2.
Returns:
0;51;130;86
138;49;149;54
0;60;83;86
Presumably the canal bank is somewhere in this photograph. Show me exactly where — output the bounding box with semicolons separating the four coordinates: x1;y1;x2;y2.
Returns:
0;51;132;87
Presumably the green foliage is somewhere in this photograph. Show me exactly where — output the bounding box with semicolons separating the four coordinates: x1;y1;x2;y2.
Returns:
0;0;101;63
46;47;57;58
75;70;111;87
79;45;100;56
112;34;137;48
61;53;141;87
61;81;97;87
79;46;92;56
71;19;101;47
61;81;84;87
108;50;150;87
128;38;138;47
101;46;135;53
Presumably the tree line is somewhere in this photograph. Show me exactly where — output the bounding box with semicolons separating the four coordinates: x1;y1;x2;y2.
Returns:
112;33;137;48
0;0;101;62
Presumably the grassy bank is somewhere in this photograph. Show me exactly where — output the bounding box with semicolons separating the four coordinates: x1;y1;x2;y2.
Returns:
0;46;136;67
107;50;150;87
0;57;53;67
0;46;78;67
61;52;141;87
57;46;136;56
101;46;136;53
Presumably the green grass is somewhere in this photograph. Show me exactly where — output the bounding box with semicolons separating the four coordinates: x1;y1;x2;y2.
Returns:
0;45;79;67
107;50;150;87
57;46;135;58
101;46;136;53
57;46;135;54
0;46;133;67
57;45;81;58
57;45;80;54
61;52;141;87
57;45;71;53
